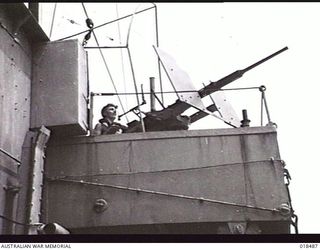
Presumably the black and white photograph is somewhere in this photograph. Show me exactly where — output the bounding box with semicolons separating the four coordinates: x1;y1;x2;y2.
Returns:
0;2;319;247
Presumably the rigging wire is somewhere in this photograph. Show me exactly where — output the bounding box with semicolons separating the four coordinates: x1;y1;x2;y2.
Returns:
81;3;129;123
126;47;146;131
260;88;264;126
49;3;57;39
47;159;286;214
0;148;21;164
55;5;155;42
84;46;127;49
125;3;146;132
116;3;128;111
49;178;281;213
126;4;141;48
91;86;262;96
150;3;164;104
47;159;282;180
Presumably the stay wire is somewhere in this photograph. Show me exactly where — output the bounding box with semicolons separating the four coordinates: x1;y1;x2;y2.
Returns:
50;178;281;213
47;159;282;181
47;159;285;214
49;3;57;39
81;3;128;123
91;86;262;96
55;5;155;42
116;3;128;111
260;90;264;126
125;4;146;132
0;148;21;164
150;2;164;104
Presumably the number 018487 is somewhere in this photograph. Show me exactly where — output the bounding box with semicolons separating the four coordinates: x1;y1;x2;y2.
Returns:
300;244;318;248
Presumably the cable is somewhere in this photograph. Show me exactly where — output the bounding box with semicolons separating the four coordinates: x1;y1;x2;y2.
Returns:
260;89;264;126
116;3;128;111
220;86;260;91
50;178;280;213
151;3;164;104
81;3;129;123
93;90;197;96
91;85;262;96
262;90;272;124
47;159;281;181
125;4;146;131
0;148;21;164
126;47;145;131
126;4;141;47
47;159;285;214
84;46;127;49
49;3;57;39
55;5;155;42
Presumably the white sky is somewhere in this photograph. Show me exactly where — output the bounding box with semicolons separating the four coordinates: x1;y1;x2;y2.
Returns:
37;2;320;234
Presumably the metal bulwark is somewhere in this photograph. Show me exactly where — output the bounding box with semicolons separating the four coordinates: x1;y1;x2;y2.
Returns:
42;127;290;232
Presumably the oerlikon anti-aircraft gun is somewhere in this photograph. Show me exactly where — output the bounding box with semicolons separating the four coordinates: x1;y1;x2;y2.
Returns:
35;43;294;234
124;46;288;133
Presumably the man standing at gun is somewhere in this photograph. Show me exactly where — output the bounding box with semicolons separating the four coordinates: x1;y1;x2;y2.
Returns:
92;103;128;135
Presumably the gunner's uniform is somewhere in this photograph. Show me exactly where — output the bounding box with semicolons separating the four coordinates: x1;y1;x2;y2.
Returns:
93;118;126;135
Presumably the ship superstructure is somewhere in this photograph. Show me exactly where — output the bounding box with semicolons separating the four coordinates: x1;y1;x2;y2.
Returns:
0;3;297;235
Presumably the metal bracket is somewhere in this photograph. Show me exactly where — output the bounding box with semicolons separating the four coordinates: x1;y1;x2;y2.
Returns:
3;185;21;194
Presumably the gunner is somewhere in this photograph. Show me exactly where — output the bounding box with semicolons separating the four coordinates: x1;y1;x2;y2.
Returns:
92;103;127;135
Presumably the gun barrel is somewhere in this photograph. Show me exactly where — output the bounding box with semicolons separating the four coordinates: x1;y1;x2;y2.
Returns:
126;47;288;132
244;46;288;72
199;46;288;98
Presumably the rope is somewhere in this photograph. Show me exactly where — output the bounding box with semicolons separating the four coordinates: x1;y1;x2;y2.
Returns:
49;178;280;213
47;158;281;181
55;5;155;42
81;3;128;123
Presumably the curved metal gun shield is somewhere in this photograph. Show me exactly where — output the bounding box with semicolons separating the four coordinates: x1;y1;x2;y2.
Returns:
210;91;241;127
153;46;207;111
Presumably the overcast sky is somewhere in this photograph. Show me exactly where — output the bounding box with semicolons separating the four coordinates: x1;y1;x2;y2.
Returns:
38;2;320;234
